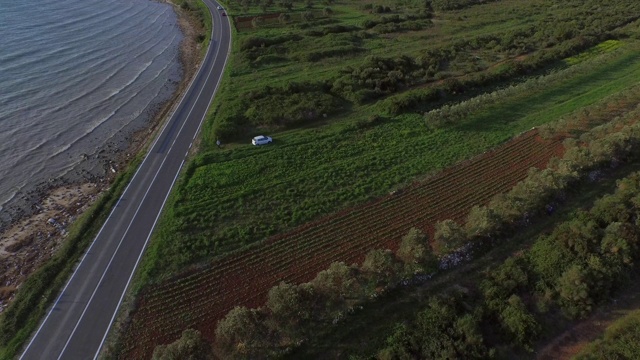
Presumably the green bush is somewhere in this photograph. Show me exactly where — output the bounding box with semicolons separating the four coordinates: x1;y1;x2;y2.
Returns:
379;295;491;359
379;88;440;115
498;295;540;352
152;329;212;360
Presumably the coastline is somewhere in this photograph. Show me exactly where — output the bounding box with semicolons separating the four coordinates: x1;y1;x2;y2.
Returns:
0;2;205;313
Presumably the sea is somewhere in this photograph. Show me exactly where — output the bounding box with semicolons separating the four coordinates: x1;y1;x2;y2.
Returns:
0;0;184;228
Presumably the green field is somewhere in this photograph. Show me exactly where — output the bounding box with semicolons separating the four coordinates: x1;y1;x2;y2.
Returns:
133;0;640;283
202;0;640;142
137;37;640;283
115;0;640;357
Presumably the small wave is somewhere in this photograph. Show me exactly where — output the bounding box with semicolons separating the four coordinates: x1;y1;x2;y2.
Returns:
0;0;183;219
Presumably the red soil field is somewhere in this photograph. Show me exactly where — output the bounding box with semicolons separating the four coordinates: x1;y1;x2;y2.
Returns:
119;129;564;358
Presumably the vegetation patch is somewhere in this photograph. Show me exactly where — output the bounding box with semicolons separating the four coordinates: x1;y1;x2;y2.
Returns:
117;0;640;357
142;43;640;282
211;0;640;140
574;309;640;359
120;129;562;359
565;39;623;65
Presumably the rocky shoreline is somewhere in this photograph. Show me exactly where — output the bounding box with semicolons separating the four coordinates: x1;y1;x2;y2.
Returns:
0;2;204;313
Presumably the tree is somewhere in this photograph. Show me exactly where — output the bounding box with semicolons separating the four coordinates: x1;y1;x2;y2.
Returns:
214;306;272;358
153;329;212;360
361;249;402;288
396;228;437;275
600;222;639;269
481;257;530;311
552;214;601;260
266;282;322;340
528;233;574;287
499;295;540;352
465;205;501;238
377;323;413;360
487;192;522;226
556;264;594;319
312;261;361;301
434;219;466;254
591;194;633;225
415;297;489;359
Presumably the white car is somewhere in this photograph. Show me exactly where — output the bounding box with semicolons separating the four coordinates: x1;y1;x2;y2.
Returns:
252;135;272;146
217;5;222;10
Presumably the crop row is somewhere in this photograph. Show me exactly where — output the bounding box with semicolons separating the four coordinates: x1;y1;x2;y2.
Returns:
129;133;562;335
121;130;565;358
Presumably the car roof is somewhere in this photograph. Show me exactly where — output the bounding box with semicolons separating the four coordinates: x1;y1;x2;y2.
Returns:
253;135;267;139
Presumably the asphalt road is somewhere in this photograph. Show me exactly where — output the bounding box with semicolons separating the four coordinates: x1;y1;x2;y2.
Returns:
19;1;231;359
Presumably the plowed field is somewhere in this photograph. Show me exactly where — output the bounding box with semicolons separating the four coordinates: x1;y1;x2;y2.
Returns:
120;129;564;358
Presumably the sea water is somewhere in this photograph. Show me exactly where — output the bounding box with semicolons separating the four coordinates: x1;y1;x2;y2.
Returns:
0;0;183;227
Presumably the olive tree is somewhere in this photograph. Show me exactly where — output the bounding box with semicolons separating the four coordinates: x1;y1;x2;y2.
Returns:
153;329;212;360
396;228;437;275
433;219;466;254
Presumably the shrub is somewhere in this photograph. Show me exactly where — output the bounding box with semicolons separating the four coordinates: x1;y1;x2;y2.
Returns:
498;295;540;352
433;219;466;254
152;329;212;360
214;307;271;358
380;88;440;115
396;228;438;275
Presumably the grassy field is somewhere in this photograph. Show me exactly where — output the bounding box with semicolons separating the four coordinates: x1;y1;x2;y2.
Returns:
202;0;640;142
139;39;640;282
98;0;640;358
112;0;640;357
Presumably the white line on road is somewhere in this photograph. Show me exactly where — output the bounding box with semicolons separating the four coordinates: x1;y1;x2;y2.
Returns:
20;1;228;359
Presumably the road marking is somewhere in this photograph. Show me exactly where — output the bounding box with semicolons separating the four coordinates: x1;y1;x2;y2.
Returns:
93;159;185;360
92;2;231;358
62;9;224;359
20;1;227;359
57;153;172;360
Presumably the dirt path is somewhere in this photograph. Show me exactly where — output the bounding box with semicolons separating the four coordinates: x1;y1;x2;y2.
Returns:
536;273;640;360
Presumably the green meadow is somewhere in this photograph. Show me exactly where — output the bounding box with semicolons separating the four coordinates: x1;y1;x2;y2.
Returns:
141;35;640;281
